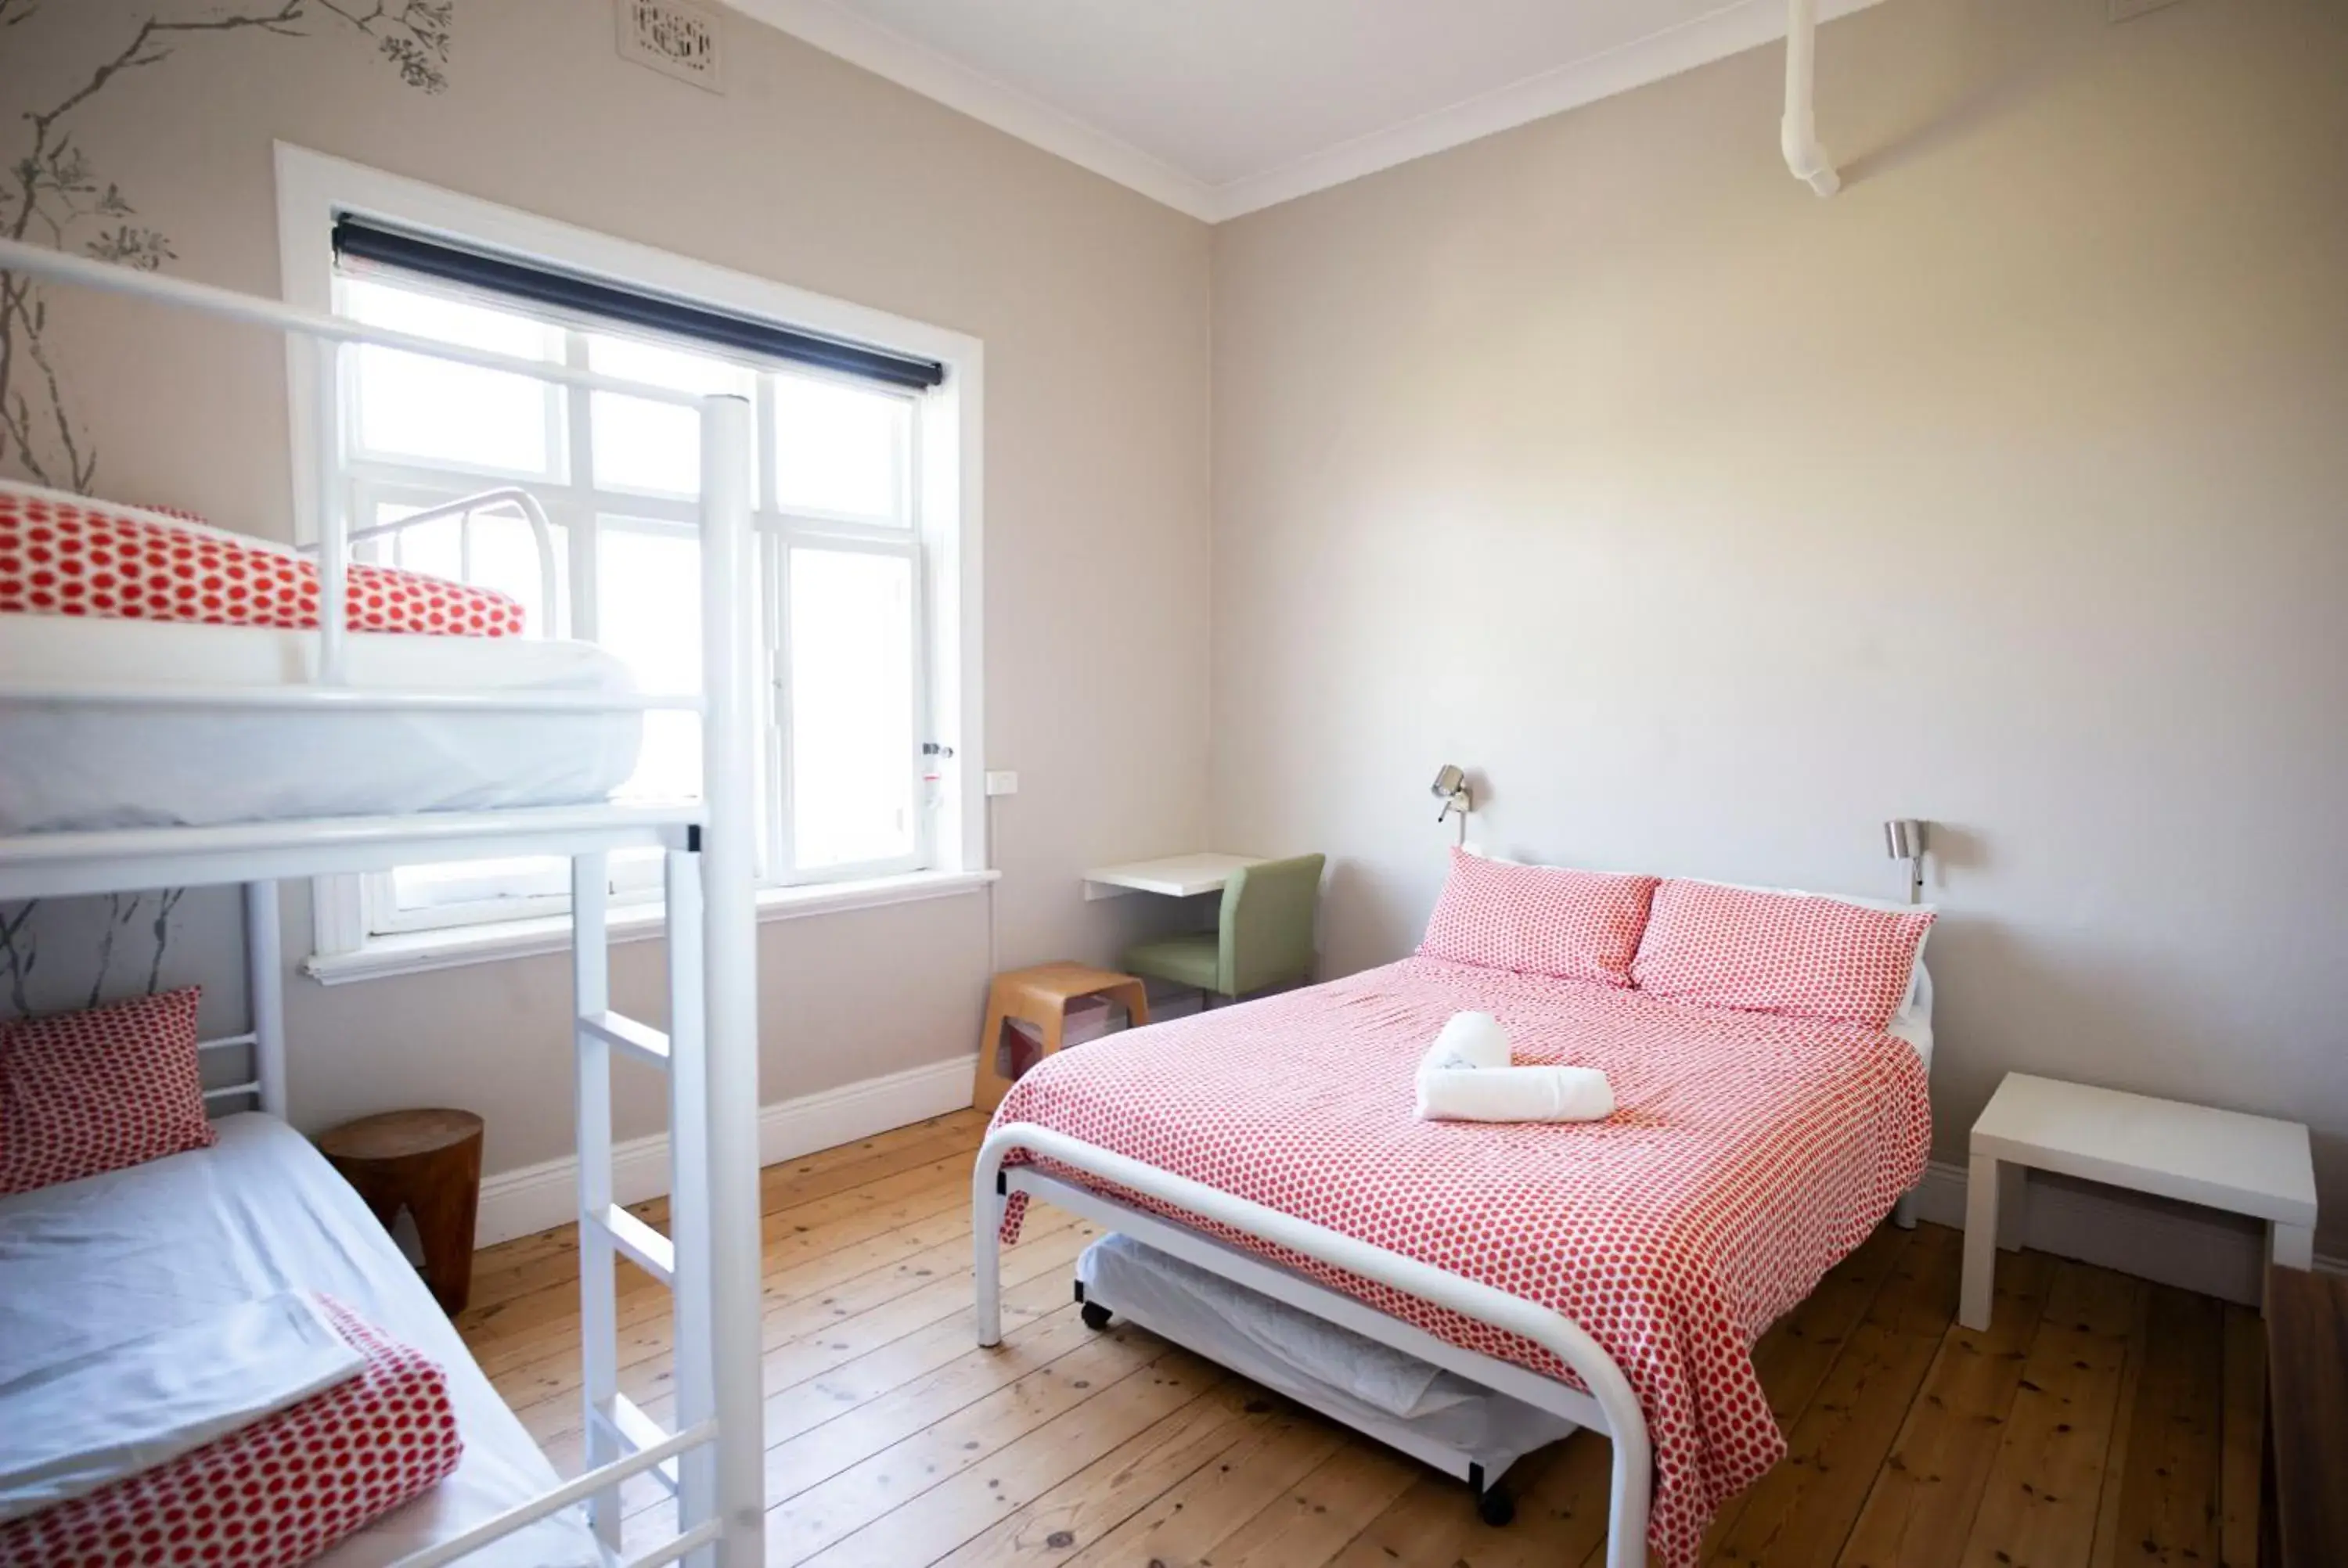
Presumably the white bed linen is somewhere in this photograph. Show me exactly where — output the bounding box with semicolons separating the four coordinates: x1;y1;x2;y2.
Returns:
0;1290;364;1523
0;614;643;833
1078;1235;1577;1480
0;1113;598;1567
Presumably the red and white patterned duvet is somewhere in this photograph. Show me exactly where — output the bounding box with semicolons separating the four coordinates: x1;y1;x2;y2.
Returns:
991;957;1932;1566
0;1297;465;1568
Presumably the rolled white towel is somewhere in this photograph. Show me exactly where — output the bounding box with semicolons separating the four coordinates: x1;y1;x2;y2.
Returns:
1421;1011;1512;1074
1416;1064;1615;1124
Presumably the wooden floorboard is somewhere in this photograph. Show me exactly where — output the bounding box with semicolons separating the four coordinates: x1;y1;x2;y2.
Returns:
460;1117;2261;1567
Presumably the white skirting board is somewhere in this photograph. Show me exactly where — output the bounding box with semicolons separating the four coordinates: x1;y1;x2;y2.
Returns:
473;1080;2343;1290
1907;1159;2344;1307
473;1052;978;1247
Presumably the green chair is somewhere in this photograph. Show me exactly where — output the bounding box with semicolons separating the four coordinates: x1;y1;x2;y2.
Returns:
1121;854;1326;1005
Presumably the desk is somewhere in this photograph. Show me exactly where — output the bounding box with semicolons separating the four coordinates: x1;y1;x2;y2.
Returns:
1082;852;1263;901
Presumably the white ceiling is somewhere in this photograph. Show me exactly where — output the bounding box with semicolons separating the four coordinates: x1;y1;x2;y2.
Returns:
724;0;1882;221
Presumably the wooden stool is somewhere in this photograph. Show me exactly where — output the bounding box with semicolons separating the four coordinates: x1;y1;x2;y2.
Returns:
973;962;1150;1113
318;1108;485;1315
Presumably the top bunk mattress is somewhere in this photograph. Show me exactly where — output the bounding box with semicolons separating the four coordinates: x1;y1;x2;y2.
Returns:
0;613;643;833
0;1112;597;1567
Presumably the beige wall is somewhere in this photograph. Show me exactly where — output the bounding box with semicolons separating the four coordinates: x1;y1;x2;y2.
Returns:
1210;0;2348;1250
1;1;1213;1171
12;0;2345;1255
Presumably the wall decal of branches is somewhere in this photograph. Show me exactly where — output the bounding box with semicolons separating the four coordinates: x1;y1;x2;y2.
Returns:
0;0;454;494
0;3;453;1021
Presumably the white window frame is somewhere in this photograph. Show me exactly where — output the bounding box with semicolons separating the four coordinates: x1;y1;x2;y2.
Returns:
276;145;986;975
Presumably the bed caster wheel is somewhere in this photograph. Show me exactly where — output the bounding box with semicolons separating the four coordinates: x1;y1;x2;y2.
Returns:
1080;1301;1114;1332
1475;1485;1514;1527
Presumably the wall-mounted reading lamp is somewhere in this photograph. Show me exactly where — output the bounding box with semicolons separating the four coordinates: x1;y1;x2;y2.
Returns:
1884;818;1927;904
1432;765;1472;847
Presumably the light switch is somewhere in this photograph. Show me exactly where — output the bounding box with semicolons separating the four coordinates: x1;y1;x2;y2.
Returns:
985;771;1020;797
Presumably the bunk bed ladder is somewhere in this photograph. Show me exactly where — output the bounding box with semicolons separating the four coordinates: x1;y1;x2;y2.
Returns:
574;847;721;1563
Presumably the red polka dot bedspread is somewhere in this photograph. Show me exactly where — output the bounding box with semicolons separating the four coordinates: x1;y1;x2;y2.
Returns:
0;483;525;637
990;955;1932;1567
0;1297;462;1568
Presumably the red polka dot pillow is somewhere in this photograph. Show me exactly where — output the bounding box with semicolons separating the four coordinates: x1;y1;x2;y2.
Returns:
0;1295;464;1568
1417;847;1661;987
1630;879;1934;1030
0;482;525;637
0;987;217;1197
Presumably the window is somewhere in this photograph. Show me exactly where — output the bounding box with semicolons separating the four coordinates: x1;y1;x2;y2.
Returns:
279;154;981;965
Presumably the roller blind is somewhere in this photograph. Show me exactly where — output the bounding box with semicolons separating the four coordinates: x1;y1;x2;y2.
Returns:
331;216;945;391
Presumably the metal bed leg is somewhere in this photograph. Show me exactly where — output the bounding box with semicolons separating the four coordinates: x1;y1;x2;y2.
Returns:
242;880;287;1119
571;852;622;1555
696;394;766;1566
665;850;717;1566
974;1156;1006;1347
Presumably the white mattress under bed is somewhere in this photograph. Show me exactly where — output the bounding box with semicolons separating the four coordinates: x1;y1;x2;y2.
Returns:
0;1113;599;1567
0;614;643;834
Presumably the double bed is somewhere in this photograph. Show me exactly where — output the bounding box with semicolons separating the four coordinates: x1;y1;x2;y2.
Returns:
976;868;1936;1568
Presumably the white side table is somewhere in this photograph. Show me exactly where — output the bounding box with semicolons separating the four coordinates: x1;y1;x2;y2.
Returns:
1960;1072;2317;1330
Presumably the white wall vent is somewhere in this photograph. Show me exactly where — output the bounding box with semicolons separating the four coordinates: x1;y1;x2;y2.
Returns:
618;0;725;93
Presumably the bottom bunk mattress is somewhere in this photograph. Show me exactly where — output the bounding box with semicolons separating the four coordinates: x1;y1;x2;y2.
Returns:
0;614;643;833
990;957;1934;1568
0;1112;599;1567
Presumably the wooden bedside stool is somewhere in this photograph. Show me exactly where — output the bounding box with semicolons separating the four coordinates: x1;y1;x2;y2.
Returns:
973;962;1151;1113
318;1108;485;1315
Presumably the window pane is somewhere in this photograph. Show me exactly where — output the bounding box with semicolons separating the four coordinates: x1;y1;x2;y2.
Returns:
772;373;908;522
790;548;915;869
392;856;566;913
598;522;703;803
587;334;754;498
342;278;560;476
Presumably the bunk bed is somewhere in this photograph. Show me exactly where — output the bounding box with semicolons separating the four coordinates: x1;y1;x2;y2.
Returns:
0;237;766;1568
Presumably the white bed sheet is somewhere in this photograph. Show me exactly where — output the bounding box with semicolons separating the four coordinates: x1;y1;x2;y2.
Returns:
1079;1235;1577;1483
0;1113;598;1567
0;613;643;833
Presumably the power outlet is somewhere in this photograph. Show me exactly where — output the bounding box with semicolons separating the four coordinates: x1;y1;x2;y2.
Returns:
984;771;1020;797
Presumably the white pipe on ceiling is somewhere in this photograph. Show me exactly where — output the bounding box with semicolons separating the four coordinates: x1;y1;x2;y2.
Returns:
1782;0;1842;196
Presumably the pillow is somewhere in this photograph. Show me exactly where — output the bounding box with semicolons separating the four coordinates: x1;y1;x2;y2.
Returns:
1630;879;1934;1030
1418;847;1660;987
0;987;215;1196
0;481;526;637
1698;876;1933;1015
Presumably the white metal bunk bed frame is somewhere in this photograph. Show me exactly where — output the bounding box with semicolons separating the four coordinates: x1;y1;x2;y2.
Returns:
0;237;765;1568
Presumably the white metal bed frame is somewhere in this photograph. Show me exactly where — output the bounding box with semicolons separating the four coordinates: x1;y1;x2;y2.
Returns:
972;978;1936;1568
0;236;765;1568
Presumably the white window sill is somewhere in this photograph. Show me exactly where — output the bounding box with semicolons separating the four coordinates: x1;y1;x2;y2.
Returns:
301;868;999;987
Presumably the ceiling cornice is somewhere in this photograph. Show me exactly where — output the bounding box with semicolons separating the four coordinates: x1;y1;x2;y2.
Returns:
724;0;1889;225
1208;0;1889;220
